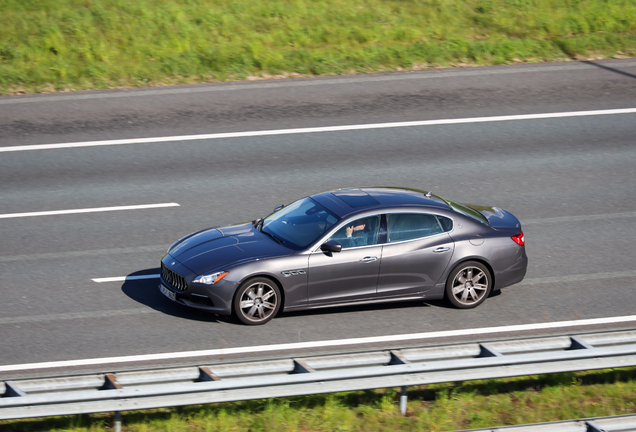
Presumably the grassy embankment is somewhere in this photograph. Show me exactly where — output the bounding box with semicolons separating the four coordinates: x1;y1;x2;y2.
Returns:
1;0;635;95
1;368;635;431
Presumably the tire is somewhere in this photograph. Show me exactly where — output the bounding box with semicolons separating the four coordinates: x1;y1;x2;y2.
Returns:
233;277;282;325
445;261;492;309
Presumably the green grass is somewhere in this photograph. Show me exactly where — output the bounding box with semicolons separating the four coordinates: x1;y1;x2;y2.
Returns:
0;0;635;94
2;368;635;431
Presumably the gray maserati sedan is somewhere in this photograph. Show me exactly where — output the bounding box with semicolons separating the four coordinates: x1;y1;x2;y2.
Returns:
160;187;527;325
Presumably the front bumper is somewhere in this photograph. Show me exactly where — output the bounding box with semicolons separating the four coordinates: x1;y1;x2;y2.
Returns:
159;256;235;315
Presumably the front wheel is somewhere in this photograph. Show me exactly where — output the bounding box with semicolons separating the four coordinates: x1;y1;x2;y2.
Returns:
233;277;281;325
445;261;492;309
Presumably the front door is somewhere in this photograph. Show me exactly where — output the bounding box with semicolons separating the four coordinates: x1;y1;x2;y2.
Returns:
307;215;381;304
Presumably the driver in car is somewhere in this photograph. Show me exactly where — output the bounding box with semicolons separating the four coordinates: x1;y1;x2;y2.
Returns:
345;222;366;246
330;217;373;248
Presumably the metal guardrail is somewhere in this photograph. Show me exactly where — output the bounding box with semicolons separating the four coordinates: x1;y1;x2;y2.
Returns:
456;413;636;432
1;329;636;428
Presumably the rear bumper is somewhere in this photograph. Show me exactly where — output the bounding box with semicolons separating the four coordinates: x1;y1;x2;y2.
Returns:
494;245;528;290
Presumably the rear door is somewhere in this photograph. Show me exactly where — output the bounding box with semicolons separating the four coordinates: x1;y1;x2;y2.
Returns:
377;212;455;298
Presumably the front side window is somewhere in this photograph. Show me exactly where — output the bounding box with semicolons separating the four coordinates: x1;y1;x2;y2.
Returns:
262;198;339;249
328;215;381;249
387;213;443;243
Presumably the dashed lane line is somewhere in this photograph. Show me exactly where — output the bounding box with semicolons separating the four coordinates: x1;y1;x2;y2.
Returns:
0;203;180;219
92;275;159;283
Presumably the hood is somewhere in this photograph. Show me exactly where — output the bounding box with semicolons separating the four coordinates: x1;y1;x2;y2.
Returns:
167;223;292;274
465;204;522;230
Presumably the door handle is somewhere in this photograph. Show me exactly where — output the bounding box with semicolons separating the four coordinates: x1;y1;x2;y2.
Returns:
360;256;377;263
433;247;450;253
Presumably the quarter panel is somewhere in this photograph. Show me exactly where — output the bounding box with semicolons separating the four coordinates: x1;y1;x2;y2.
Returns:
449;235;527;290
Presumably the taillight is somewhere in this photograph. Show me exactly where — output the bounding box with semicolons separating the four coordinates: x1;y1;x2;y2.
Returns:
511;231;525;246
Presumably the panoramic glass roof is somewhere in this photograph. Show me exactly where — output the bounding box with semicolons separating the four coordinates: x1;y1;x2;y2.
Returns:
331;190;381;208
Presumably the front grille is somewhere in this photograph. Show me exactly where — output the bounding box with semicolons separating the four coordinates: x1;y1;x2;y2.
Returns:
161;262;188;291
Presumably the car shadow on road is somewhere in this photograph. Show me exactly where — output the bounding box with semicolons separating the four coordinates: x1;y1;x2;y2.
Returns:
120;269;230;324
420;289;503;310
121;269;504;323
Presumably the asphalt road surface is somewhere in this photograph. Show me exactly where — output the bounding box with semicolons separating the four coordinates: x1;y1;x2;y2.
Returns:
1;60;635;379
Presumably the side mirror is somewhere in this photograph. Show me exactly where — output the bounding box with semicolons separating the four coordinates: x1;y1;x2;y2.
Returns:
273;204;285;212
320;240;342;253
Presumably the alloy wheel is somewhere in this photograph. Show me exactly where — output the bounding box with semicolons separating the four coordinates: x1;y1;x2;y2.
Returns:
451;266;489;306
238;281;278;323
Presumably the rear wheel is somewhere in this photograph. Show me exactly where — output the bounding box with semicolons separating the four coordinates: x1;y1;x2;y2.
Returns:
233;277;281;325
445;261;492;309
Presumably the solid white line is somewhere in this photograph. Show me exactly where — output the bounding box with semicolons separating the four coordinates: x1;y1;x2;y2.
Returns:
2;314;636;373
92;275;159;283
1;108;635;153
0;203;180;219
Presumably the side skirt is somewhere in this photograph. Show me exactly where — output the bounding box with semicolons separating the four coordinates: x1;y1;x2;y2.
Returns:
283;293;440;313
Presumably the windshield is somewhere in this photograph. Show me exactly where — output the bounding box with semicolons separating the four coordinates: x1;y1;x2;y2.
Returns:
261;198;340;250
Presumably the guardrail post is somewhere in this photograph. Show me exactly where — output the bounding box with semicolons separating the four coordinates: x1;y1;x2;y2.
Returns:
3;382;27;397
586;421;607;432
293;359;316;374
570;336;594;350
113;411;122;432
400;386;408;415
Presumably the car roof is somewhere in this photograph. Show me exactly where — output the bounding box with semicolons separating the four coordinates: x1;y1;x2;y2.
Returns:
310;187;451;218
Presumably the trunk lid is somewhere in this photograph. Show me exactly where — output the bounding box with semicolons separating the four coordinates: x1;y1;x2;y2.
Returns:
465;204;522;230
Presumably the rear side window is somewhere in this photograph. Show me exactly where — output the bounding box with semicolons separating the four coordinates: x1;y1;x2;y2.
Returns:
437;215;453;232
387;213;443;243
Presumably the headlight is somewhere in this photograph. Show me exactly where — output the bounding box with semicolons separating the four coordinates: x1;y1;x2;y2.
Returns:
193;271;229;285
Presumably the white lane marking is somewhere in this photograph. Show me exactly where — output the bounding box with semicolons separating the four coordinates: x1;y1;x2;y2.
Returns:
2;314;636;373
1;108;635;153
0;203;180;219
92;274;159;283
